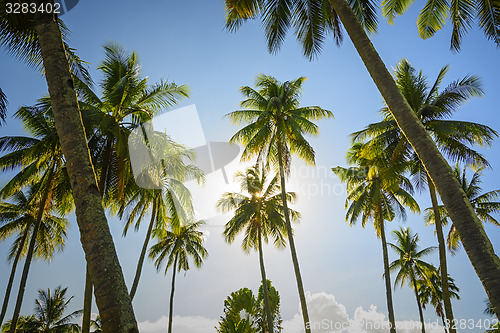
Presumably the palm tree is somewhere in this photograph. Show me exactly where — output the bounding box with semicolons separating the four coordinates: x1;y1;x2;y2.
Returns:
217;166;297;333
353;59;497;331
333;141;419;333
149;220;208;333
0;4;139;331
425;164;500;255
226;74;333;333
222;0;500;316
1;286;81;332
0;188;68;327
389;227;436;333
90;316;102;333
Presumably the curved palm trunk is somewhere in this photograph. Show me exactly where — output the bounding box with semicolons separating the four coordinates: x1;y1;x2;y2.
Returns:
0;227;29;326
130;197;157;301
9;163;55;332
34;4;138;332
328;0;500;317
168;254;179;333
427;177;456;333
377;208;397;333
277;145;311;333
257;228;274;333
410;270;426;333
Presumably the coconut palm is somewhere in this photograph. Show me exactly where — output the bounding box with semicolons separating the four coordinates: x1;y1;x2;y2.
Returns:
333;141;419;333
353;59;497;331
389;227;436;333
222;0;500;316
0;188;68;327
0;4;138;331
226;74;333;333
217;166;297;332
149;220;208;333
425;164;500;255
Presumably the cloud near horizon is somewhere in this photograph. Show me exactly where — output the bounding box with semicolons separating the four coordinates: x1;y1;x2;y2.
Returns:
138;291;444;333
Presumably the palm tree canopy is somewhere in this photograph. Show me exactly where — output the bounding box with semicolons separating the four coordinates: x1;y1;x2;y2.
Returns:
217;166;300;252
0;87;6;125
226;74;333;175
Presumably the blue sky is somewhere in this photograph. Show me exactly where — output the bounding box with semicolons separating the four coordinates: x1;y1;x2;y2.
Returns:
1;1;499;332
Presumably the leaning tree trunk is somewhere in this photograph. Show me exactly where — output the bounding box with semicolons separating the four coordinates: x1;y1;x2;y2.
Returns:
0;226;28;326
277;144;311;333
257;228;274;333
130;196;158;301
9;162;55;333
168;254;179;333
329;0;500;317
377;207;397;333
427;176;456;333
410;270;426;333
34;3;138;332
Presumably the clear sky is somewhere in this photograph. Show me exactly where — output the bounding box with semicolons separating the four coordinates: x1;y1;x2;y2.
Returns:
1;1;499;332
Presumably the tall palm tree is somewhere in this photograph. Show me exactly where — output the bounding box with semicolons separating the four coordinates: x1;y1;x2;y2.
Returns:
0;188;68;327
217;166;297;333
0;3;139;331
222;0;500;316
389;227;436;333
333;141;419;333
149;220;208;333
226;74;333;333
353;59;497;331
425;164;500;255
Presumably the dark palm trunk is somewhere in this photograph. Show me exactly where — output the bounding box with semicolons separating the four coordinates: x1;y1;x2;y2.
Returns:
410;270;426;333
9;162;55;332
377;207;396;333
328;0;500;317
0;227;28;326
257;228;274;333
34;4;138;332
130;196;157;300
168;254;178;333
427;177;456;333
277;144;311;333
440;312;448;333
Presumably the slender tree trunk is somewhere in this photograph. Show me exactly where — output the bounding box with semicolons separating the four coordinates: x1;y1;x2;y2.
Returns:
130;197;157;301
34;4;138;332
9;162;55;333
0;227;28;326
257;228;274;333
410;270;426;333
440;313;448;333
328;0;500;317
277;144;311;333
427;177;456;333
377;208;397;333
168;255;178;333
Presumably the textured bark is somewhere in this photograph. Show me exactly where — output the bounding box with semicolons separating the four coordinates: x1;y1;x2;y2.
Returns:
257;228;274;333
329;0;500;317
34;4;138;332
427;177;456;333
0;227;28;326
277;145;311;333
130;197;157;301
411;270;426;333
168;255;178;333
377;208;397;333
81;267;93;333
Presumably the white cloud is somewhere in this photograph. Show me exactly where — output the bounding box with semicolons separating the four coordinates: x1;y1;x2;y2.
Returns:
139;315;217;333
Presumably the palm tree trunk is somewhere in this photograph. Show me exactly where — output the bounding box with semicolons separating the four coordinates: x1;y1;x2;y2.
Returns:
277;144;311;333
168;254;178;333
410;270;426;333
257;227;274;333
34;4;138;332
9;162;55;333
440;313;448;333
130;197;157;301
328;0;500;317
377;208;397;333
0;227;28;326
427;176;456;333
